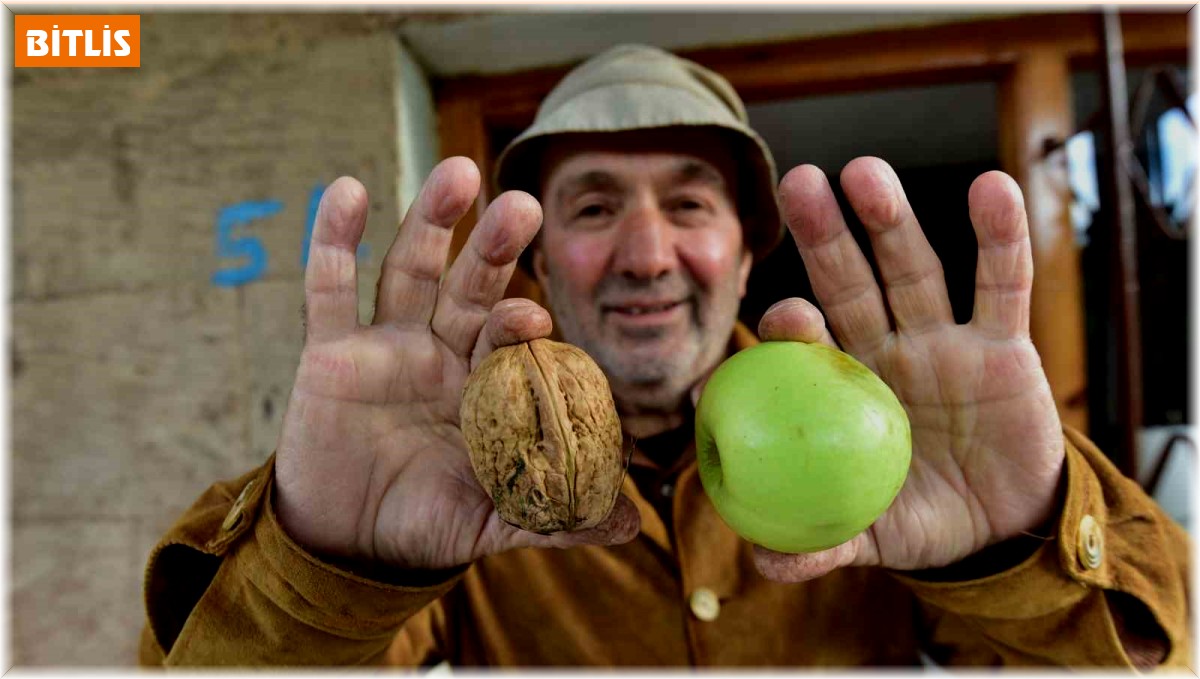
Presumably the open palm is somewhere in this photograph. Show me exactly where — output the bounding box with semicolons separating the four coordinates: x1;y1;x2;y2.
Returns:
754;158;1065;581
273;158;638;573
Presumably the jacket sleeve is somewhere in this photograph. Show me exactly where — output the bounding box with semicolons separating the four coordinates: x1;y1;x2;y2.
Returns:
896;427;1191;668
139;455;466;666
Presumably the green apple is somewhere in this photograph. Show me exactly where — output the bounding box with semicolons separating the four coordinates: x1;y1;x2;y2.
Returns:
695;341;911;553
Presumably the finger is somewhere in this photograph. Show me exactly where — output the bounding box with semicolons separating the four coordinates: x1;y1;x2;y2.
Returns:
840;157;954;332
470;298;554;371
778;165;892;357
752;532;876;583
967;171;1033;339
509;494;642;550
757;298;838;348
372;157;480;326
432;191;543;359
304;177;369;344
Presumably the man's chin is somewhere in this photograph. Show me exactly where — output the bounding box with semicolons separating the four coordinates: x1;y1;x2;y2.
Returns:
604;350;693;387
610;336;688;362
577;327;700;382
609;323;674;341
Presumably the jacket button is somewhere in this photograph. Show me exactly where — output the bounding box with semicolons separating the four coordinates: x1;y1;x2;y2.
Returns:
221;479;256;532
689;587;720;622
1076;514;1104;570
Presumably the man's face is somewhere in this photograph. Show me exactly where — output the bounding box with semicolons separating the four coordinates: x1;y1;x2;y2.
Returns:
533;131;753;414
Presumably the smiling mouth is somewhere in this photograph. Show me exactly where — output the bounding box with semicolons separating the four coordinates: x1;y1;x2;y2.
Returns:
604;300;687;316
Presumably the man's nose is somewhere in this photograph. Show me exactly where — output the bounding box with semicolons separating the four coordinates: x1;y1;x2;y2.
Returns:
613;204;677;281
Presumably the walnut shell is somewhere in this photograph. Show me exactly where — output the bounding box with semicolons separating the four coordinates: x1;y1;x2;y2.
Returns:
460;338;626;534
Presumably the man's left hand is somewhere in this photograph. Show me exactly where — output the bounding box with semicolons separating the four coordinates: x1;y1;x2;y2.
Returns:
753;157;1065;582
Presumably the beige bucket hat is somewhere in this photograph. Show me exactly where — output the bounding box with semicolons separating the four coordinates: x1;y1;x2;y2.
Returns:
493;44;784;261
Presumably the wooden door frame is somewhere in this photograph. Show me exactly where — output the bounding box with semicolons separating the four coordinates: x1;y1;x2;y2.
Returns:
435;10;1186;266
436;11;1187;181
432;9;1188;438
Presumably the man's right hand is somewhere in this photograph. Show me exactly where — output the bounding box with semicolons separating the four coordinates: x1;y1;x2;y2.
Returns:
272;157;640;572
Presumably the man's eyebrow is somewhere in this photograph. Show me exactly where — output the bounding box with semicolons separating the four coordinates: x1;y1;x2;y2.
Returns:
554;171;622;203
672;160;727;189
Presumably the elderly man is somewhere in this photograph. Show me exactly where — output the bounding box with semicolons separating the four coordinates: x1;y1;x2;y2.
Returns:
141;45;1189;667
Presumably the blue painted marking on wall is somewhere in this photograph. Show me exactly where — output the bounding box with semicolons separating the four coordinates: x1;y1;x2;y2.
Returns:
211;200;282;287
216;182;373;287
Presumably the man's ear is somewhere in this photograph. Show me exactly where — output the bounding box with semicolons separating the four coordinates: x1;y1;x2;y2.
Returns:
532;243;551;292
737;248;753;299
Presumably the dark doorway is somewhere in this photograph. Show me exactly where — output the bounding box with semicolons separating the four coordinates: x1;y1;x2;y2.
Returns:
740;161;995;333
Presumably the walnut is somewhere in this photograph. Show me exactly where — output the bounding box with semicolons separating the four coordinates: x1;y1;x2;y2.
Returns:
460;338;627;534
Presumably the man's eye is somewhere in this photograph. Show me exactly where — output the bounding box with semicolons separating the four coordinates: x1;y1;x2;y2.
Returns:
575;204;610;219
671;198;707;213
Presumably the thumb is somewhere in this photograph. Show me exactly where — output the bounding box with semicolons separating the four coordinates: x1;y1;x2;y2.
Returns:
507;494;642;551
752;531;877;583
471;298;553;371
758;297;839;348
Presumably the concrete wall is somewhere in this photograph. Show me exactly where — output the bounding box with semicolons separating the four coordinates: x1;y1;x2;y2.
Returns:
12;13;416;665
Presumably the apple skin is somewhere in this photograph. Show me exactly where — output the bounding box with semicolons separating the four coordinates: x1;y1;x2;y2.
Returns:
695;341;911;553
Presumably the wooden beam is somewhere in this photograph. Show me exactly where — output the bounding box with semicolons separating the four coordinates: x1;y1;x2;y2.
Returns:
998;48;1089;432
1095;10;1144;478
692;11;1187;102
436;11;1188;130
435;90;488;264
435;86;544;304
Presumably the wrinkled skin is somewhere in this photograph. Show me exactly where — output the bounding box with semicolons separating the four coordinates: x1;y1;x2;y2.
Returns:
750;160;1062;581
274;160;639;572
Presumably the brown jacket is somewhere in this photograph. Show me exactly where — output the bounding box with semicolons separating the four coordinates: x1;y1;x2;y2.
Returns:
140;332;1192;668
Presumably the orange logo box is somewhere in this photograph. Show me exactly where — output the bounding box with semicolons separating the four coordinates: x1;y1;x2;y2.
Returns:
15;15;140;67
